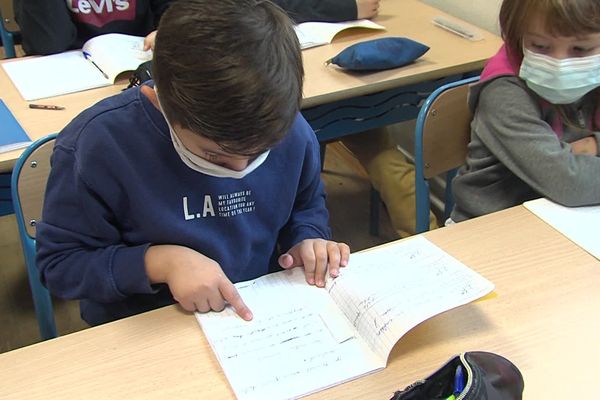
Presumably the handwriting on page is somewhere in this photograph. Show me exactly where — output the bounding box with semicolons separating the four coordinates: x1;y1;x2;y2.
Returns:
197;269;379;400
327;236;494;360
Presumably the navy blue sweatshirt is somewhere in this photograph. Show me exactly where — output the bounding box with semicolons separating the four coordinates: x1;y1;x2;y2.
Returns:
36;85;331;325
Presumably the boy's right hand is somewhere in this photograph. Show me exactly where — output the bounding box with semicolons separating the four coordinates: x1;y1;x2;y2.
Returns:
145;245;253;320
356;0;380;19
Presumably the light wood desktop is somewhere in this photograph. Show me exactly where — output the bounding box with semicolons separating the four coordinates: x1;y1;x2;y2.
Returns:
1;205;598;399
0;0;502;172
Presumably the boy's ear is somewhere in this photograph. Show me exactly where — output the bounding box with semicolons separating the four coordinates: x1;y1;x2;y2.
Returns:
141;85;161;110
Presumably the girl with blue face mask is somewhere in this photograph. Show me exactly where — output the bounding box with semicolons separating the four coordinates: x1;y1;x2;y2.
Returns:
450;0;600;223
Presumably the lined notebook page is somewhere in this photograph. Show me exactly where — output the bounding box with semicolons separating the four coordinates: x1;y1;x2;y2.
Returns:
197;269;379;400
524;198;600;260
327;236;495;361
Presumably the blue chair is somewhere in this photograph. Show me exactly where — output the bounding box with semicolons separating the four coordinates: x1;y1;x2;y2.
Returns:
11;134;58;340
414;76;478;233
0;0;19;59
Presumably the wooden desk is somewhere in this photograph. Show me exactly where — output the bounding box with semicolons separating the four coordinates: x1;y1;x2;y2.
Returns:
0;0;502;172
1;205;598;398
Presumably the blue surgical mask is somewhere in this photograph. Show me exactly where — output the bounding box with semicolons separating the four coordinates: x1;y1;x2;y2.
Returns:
519;47;600;104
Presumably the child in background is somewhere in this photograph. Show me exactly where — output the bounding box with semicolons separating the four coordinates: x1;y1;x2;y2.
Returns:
275;0;380;23
274;0;438;237
451;0;600;222
15;0;170;55
36;0;349;326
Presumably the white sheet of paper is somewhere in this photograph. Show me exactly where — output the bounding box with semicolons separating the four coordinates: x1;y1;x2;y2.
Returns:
2;51;110;101
524;198;600;260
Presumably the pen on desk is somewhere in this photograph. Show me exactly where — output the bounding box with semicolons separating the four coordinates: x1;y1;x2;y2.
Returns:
83;51;110;80
29;104;65;110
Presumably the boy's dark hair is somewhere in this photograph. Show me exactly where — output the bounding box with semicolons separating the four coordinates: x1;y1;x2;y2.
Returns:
153;0;304;156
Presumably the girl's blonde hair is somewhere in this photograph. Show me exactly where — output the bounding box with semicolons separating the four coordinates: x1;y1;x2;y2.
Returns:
500;0;600;59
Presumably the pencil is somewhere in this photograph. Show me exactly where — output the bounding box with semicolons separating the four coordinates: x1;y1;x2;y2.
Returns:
29;104;66;110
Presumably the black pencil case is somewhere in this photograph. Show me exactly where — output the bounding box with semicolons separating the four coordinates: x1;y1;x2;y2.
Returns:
390;351;524;400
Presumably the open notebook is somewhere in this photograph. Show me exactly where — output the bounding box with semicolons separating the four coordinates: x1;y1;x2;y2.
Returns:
196;236;494;400
2;33;151;101
295;19;385;49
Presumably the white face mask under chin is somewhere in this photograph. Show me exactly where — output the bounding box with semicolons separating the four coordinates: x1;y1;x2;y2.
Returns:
155;91;269;179
168;127;270;179
519;47;600;104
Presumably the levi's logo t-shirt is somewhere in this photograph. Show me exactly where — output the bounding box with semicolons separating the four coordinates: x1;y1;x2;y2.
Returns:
66;0;136;27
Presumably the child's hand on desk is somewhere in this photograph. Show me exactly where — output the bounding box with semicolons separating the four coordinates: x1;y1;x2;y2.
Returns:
145;245;253;320
570;136;599;156
356;0;381;19
143;30;157;51
278;239;350;288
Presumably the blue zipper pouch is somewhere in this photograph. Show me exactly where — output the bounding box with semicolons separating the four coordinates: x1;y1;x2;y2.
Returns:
326;37;429;71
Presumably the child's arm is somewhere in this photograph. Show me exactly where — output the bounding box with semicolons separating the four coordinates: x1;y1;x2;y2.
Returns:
16;0;78;55
37;142;252;320
145;0;173;50
570;135;598;156
356;0;381;19
271;0;357;23
277;116;350;286
471;77;600;206
35;144;156;305
145;245;252;320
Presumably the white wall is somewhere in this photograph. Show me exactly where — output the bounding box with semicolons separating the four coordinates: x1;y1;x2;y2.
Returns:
421;0;502;35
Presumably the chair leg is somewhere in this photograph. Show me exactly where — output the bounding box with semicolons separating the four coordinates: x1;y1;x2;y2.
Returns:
369;186;380;236
319;143;326;171
0;29;16;59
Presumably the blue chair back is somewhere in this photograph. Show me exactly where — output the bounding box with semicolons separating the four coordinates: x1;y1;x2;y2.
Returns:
11;134;58;340
0;0;18;58
414;76;478;233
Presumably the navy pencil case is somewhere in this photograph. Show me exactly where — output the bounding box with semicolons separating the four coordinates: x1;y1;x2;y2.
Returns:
390;351;524;400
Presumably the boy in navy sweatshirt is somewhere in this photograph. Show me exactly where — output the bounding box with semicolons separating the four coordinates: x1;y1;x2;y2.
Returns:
36;0;349;326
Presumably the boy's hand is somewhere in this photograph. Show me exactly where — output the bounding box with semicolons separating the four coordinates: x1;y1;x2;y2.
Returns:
356;0;380;19
145;245;253;320
143;30;157;51
278;239;350;287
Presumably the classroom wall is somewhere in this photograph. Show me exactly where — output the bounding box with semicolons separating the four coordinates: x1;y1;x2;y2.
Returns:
421;0;502;35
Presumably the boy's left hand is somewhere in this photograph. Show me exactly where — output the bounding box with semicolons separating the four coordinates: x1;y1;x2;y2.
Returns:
278;239;350;287
143;30;157;51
